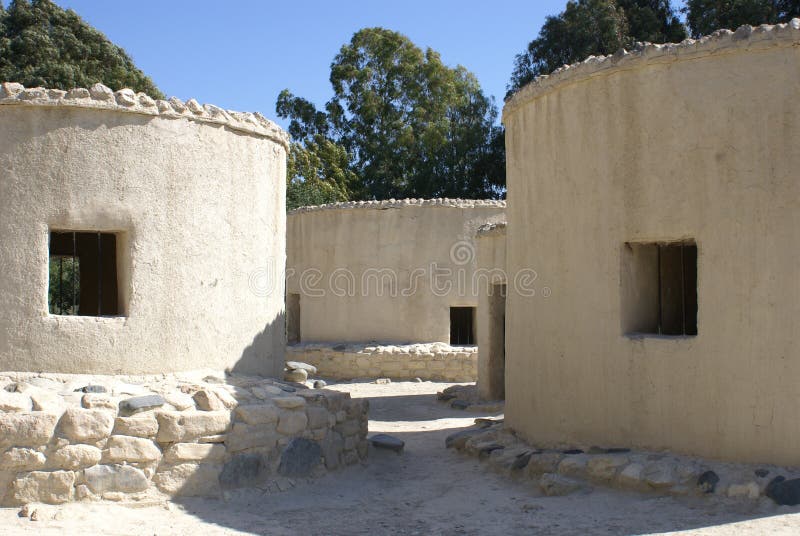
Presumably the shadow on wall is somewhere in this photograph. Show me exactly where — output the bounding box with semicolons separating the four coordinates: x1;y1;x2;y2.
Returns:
230;311;286;378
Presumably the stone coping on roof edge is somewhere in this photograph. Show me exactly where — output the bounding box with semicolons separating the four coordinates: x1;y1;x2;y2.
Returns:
289;198;506;215
503;19;800;120
0;82;289;148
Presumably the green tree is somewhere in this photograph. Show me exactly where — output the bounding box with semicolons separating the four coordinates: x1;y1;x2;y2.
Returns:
683;0;800;37
0;0;162;97
509;0;686;95
277;27;505;204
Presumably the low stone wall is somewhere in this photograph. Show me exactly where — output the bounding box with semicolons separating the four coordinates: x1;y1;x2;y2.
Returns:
448;421;800;503
0;370;368;505
287;343;477;382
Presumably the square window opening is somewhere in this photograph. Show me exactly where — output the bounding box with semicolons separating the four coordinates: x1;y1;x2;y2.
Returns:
48;231;121;316
622;241;697;336
450;306;476;345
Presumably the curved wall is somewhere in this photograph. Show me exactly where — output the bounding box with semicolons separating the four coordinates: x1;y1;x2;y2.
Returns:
503;22;800;464
287;200;505;344
0;84;287;376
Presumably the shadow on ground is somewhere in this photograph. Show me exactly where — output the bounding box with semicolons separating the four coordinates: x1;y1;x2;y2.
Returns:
169;382;800;536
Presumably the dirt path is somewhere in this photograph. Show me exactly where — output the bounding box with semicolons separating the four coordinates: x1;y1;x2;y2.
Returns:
2;381;800;535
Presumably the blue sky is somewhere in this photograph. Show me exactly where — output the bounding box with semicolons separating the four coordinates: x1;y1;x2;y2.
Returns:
53;1;687;128
52;0;567;127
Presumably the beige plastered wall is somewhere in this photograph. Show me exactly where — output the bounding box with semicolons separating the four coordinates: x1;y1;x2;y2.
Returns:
503;24;800;465
287;201;505;344
0;104;287;376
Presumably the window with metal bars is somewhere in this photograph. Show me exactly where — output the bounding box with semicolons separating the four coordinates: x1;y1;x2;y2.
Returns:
622;241;698;336
450;306;476;345
48;231;119;316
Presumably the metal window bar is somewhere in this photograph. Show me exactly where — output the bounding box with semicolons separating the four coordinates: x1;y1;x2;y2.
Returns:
97;232;102;316
72;231;77;315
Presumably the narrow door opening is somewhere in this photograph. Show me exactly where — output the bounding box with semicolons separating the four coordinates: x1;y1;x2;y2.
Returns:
450;306;475;345
287;293;301;344
488;284;506;399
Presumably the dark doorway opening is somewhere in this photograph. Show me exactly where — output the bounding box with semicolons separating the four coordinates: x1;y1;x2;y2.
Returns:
450;306;475;345
287;293;301;344
488;284;506;399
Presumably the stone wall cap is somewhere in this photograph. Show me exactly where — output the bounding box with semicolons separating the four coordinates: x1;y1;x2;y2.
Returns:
503;19;800;120
289;198;506;215
0;82;289;149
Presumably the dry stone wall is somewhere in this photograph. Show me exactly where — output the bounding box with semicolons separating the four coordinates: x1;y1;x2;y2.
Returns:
450;420;800;504
287;343;477;382
0;371;367;505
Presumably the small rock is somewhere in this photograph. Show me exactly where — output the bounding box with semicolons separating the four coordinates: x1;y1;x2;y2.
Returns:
285;361;318;375
727;481;760;499
512;450;534;470
478;443;504;459
767;476;800;506
474;417;503;428
29;509;39;521
755;468;770;478
374;378;391;385
370;434;405;453
437;392;456;401
445;428;484;449
313;380;327;389
60;408;114;442
539;473;583;496
643;462;676;489
89;83;114;101
65;88;90;99
414;378;423;383
274;396;306;409
0;391;32;412
193;389;224;411
75;385;107;394
697;470;720;493
164;392;195;411
284;369;308;383
119;394;165;415
18;505;29;518
451;399;470;410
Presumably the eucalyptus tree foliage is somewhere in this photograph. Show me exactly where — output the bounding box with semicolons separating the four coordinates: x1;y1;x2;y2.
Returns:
509;0;685;95
683;0;800;37
278;27;505;204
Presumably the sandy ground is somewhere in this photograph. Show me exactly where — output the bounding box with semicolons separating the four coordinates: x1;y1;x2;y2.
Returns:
2;381;800;535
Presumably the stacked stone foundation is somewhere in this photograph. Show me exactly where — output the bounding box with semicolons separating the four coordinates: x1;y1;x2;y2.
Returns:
0;371;368;505
287;343;477;382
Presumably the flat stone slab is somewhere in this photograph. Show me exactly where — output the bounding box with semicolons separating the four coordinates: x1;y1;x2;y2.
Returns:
119;394;165;415
369;434;404;453
220;453;267;489
74;385;107;394
278;438;322;476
